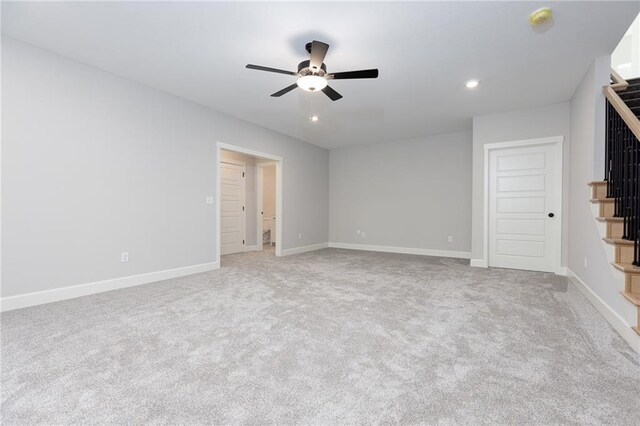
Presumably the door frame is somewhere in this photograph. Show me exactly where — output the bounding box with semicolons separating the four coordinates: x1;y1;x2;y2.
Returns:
216;142;283;264
481;135;564;274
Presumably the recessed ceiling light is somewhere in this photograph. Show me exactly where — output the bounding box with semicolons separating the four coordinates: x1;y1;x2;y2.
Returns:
465;79;480;89
310;115;319;122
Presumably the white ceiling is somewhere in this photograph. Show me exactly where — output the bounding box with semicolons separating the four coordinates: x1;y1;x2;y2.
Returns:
2;1;638;149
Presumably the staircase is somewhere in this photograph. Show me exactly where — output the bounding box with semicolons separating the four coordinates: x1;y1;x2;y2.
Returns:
590;72;640;336
589;181;640;335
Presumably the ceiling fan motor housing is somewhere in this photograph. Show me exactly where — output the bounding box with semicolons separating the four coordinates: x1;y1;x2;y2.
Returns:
298;60;327;77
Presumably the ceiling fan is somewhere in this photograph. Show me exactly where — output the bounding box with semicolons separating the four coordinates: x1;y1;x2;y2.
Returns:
246;40;379;101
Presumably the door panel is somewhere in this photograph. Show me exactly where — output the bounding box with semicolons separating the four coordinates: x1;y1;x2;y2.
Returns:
220;162;246;255
489;143;560;272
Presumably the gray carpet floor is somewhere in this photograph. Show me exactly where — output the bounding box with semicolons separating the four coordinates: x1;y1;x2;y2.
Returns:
2;248;640;425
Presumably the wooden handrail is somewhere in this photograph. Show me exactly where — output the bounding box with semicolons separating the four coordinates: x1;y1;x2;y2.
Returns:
610;68;629;92
604;69;640;141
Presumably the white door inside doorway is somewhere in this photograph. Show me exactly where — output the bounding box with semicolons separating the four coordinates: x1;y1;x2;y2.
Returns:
488;141;562;272
220;161;246;255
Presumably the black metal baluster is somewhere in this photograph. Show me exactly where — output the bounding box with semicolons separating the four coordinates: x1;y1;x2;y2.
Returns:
605;100;611;185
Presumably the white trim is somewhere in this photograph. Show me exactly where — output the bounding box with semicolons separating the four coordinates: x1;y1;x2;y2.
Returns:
281;242;329;256
220;159;245;167
555;267;568;276
470;258;488;268
328;242;471;259
216;142;283;265
0;261;220;312
482;136;564;272
244;245;259;252
566;268;639;354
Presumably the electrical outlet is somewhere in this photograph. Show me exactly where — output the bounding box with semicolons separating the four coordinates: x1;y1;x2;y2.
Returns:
206;196;214;205
298;233;302;240
583;257;588;268
121;252;129;263
361;231;366;238
448;236;453;243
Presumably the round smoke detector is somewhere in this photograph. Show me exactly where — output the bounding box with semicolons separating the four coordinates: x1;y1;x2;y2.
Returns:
529;7;553;27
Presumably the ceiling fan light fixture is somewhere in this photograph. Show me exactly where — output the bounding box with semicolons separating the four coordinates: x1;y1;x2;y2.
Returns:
297;75;328;92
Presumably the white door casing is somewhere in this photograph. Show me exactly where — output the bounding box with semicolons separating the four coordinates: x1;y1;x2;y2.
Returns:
220;161;246;255
487;139;562;273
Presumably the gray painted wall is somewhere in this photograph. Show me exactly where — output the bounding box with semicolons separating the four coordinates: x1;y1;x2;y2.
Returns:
329;131;472;253
2;37;329;298
567;55;631;319
471;103;571;266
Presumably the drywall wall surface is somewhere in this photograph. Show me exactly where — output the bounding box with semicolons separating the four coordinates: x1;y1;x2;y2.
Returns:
329;131;472;253
568;55;633;322
2;37;329;297
471;102;571;266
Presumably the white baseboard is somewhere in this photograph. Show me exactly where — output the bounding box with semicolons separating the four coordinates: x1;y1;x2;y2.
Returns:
0;261;220;312
470;258;488;268
244;245;259;252
469;259;567;276
328;242;471;259
566;268;639;354
280;242;329;256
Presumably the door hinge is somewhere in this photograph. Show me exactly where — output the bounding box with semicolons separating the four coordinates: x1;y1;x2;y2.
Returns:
243;240;245;244
242;172;245;178
243;206;245;211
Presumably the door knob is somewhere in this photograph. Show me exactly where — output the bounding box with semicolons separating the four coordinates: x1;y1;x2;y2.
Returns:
548;213;555;218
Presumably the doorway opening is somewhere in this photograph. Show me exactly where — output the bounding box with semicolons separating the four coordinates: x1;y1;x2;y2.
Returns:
216;142;283;266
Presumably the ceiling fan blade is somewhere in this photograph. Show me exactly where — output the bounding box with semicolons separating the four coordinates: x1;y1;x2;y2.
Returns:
246;64;297;76
271;83;299;97
322;85;343;101
309;40;329;72
329;69;379;80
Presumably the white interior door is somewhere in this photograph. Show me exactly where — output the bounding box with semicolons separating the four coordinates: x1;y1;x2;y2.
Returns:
220;161;246;255
256;167;263;251
488;142;561;272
